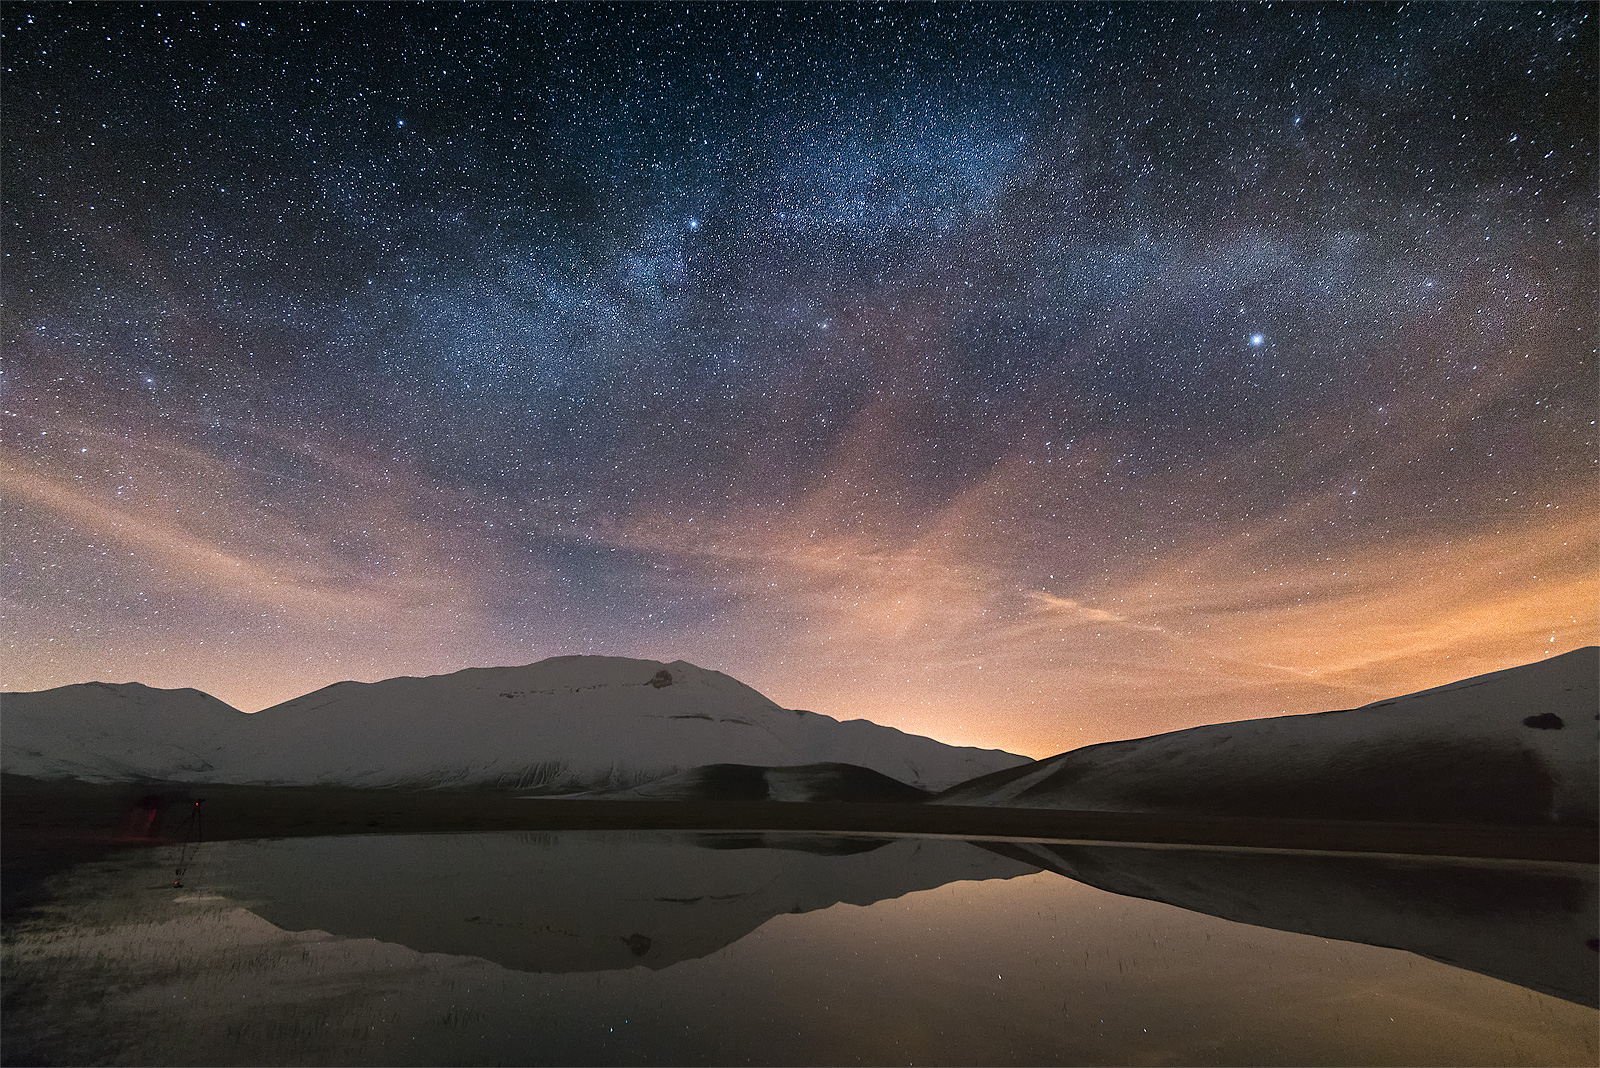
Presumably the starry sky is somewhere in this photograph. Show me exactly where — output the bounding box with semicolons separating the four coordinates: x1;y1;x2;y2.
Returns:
3;3;1595;757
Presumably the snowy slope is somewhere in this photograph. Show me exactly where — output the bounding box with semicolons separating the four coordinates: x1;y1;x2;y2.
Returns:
2;657;1027;791
936;647;1599;825
229;657;1025;791
1;682;247;783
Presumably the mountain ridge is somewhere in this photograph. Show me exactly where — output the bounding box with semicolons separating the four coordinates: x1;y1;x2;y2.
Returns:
1;655;1027;793
934;647;1599;827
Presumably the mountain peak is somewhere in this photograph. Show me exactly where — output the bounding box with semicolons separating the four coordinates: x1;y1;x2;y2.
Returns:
4;658;1027;791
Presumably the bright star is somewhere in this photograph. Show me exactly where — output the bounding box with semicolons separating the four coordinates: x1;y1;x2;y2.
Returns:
688;218;699;230
1249;334;1264;346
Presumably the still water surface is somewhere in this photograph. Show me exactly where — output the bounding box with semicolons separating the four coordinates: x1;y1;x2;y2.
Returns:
3;831;1595;1066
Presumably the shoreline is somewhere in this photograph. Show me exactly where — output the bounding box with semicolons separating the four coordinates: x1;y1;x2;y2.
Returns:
6;775;1594;927
6;775;1594;862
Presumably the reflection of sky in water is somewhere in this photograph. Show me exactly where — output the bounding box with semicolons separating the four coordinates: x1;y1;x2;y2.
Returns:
3;832;1595;1067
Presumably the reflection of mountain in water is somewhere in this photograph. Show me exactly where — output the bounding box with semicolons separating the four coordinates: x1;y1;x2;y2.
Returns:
209;831;1040;973
204;831;1596;1006
986;841;1599;1007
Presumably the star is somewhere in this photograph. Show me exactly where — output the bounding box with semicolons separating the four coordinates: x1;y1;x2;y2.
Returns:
1;1;1588;757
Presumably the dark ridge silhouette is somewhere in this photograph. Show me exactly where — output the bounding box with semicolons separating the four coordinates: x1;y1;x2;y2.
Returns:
621;761;933;803
689;832;896;855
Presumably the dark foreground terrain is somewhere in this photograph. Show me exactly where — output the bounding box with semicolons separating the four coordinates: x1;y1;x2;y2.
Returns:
5;774;1593;924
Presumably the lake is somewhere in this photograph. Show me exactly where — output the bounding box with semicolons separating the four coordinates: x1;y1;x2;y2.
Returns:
2;830;1595;1066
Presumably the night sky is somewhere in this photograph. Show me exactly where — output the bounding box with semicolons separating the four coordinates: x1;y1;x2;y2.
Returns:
3;3;1594;757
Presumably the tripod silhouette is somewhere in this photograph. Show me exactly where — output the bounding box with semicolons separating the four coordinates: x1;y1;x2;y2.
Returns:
172;799;205;888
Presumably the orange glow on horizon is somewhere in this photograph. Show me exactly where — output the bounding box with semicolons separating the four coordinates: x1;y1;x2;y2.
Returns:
5;403;1595;759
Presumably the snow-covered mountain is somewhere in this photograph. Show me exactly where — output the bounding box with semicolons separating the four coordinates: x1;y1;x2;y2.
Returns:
1;656;1028;792
0;681;244;783
936;647;1598;826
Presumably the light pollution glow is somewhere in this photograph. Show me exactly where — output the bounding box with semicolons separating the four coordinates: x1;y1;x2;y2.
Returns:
3;5;1595;759
3;402;1593;758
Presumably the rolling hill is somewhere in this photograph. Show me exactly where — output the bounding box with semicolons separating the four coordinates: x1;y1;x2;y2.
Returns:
935;647;1598;826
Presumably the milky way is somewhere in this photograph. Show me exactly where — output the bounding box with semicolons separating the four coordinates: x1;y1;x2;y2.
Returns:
3;4;1594;755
